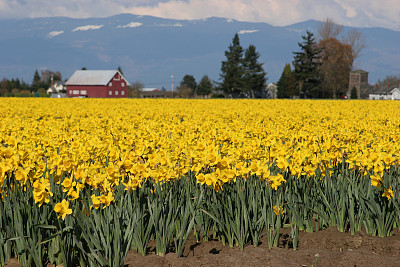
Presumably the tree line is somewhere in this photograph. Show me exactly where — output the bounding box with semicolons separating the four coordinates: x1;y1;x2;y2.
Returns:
176;18;368;99
277;18;366;99
2;18;397;99
169;33;267;99
0;69;62;97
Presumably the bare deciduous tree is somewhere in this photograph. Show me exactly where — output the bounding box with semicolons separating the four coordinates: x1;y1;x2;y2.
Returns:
318;17;344;40
128;81;144;98
377;74;400;88
343;29;366;61
318;38;353;98
176;85;194;98
318;18;366;61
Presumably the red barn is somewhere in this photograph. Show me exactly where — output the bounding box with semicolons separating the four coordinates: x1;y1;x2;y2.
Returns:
65;70;129;98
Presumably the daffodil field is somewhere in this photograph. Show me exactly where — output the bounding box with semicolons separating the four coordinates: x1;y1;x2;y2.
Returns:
1;98;400;266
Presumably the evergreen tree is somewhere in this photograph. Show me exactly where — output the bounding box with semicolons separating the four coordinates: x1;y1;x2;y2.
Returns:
177;75;197;98
33;70;41;84
197;75;213;96
31;69;41;92
277;64;297;98
292;31;322;98
220;33;244;97
350;87;358;99
243;45;267;98
277;64;292;98
118;66;124;75
9;78;21;90
180;75;197;91
20;80;29;91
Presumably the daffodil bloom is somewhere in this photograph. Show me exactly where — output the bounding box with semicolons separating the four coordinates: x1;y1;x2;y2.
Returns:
15;167;29;184
67;188;80;201
382;187;394;200
100;191;114;208
273;205;284;215
2;98;400;212
91;194;101;209
123;177;141;191
196;173;206;185
269;174;286;190
204;173;214;186
62;177;76;192
54;199;72;220
370;174;382;188
33;178;53;207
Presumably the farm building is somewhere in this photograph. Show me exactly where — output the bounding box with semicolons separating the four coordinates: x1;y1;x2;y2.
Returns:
47;81;66;94
141;88;169;98
65;70;129;98
348;70;369;99
369;88;400;100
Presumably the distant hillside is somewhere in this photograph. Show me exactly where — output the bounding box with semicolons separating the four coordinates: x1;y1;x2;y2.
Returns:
0;13;399;88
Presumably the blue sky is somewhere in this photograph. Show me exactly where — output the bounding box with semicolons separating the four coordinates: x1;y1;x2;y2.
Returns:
0;0;399;31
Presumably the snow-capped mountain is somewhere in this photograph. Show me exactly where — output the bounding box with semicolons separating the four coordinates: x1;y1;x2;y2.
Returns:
0;13;398;87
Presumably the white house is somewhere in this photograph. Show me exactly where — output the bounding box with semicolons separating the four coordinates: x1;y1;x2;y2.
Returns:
391;88;400;100
266;83;277;99
369;88;400;100
47;81;66;94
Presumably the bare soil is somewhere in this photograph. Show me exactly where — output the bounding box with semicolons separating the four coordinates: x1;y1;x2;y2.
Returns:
6;227;400;266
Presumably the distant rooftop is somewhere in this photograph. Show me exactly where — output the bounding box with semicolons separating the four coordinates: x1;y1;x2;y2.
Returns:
66;70;128;86
142;88;160;92
351;69;368;74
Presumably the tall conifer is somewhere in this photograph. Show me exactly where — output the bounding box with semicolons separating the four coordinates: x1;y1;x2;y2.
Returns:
220;33;244;97
243;45;267;98
292;31;322;98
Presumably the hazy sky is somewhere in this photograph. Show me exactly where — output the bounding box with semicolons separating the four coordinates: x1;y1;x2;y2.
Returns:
0;0;399;31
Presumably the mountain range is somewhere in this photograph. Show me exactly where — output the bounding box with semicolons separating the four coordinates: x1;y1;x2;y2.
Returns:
0;13;399;88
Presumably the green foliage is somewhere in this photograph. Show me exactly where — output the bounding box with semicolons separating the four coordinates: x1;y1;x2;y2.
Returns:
180;75;197;92
211;93;225;98
197;75;213;96
277;64;297;98
30;70;51;93
292;31;323;98
32;70;41;86
220;33;245;97
243;45;267;98
177;75;197;98
2;161;400;265
117;66;124;75
220;35;268;98
0;78;30;96
351;87;358;99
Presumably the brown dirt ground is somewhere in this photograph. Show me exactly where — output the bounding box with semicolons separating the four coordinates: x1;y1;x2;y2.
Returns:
5;227;400;266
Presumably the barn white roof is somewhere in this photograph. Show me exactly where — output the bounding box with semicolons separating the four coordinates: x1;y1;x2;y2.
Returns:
66;70;128;86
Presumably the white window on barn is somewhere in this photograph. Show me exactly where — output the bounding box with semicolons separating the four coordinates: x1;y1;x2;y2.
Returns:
109;91;112;96
73;90;79;95
115;91;119;95
122;82;125;87
69;90;72;94
109;82;112;87
114;75;120;81
81;90;87;95
121;91;125;95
